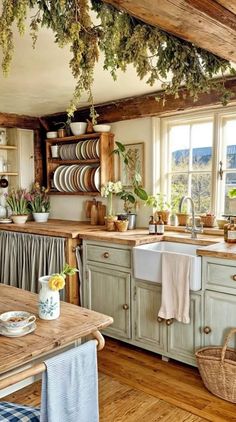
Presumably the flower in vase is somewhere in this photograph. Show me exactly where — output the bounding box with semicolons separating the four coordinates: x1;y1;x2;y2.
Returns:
48;264;78;291
101;181;123;216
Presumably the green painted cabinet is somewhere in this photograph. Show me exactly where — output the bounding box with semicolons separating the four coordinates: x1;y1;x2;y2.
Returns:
168;293;202;365
83;241;132;340
133;280;202;365
134;281;166;354
204;290;236;348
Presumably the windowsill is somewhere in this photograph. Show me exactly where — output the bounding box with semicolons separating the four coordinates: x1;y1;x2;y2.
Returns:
165;225;224;236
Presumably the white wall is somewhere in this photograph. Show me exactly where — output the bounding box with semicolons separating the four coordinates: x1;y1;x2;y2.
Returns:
50;117;155;227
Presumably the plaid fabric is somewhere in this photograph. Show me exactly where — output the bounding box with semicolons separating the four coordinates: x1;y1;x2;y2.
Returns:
0;401;40;422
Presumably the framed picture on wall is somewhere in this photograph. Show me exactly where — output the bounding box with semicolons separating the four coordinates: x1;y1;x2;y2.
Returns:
119;142;145;187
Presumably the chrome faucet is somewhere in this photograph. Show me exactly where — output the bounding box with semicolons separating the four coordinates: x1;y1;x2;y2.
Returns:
178;196;203;239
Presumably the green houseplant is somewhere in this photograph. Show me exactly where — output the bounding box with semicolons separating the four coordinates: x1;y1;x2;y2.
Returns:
28;183;50;223
113;141;148;228
0;0;234;121
5;188;30;224
145;193;171;224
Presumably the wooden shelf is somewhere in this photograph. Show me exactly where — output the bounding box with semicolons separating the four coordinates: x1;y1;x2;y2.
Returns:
45;133;101;144
45;132;114;196
0;145;17;150
0;172;18;176
49;159;100;165
49;190;99;196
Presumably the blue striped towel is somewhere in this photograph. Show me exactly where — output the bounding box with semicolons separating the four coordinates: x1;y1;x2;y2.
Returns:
40;340;98;422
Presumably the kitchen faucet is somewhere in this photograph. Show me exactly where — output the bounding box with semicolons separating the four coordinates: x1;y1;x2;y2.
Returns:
178;196;203;239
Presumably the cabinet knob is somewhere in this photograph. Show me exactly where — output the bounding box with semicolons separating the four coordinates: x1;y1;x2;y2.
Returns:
166;318;174;326
232;274;236;281
157;317;163;323
123;304;129;310
103;252;109;258
203;326;212;334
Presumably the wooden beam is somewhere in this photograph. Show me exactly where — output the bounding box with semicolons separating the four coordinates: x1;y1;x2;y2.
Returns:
216;1;236;15
0;112;41;130
101;0;236;62
42;77;236;125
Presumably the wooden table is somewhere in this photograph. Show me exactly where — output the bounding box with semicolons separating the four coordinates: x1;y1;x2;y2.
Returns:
0;284;113;380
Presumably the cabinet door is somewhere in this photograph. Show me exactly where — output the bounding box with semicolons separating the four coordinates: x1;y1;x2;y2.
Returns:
168;293;202;365
204;290;236;348
86;264;131;339
134;281;166;353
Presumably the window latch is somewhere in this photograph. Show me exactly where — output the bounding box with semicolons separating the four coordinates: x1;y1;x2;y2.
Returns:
219;161;223;180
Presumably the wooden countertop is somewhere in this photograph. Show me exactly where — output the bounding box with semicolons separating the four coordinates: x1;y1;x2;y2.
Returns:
0;219;99;238
0;219;223;246
197;242;236;260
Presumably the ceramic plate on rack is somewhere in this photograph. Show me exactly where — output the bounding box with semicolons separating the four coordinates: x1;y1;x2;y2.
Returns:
53;166;66;192
0;322;36;337
94;166;100;191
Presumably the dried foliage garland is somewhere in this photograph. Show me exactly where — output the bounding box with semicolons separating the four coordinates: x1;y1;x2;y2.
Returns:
0;0;234;118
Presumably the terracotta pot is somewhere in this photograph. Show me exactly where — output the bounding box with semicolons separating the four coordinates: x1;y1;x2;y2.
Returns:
57;128;66;138
176;213;191;226
115;220;129;232
155;210;170;225
105;215;118;231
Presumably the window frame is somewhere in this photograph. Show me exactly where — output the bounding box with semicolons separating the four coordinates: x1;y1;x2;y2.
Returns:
159;107;236;217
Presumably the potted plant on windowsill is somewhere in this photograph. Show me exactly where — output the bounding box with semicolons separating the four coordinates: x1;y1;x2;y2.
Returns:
145;193;171;225
28;183;50;223
5;188;30;224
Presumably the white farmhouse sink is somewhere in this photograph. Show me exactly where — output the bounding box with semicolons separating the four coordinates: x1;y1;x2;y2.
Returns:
133;242;201;291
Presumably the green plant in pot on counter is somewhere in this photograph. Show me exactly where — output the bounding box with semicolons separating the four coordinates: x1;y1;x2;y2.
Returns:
28;183;50;223
145;193;171;224
5;188;30;224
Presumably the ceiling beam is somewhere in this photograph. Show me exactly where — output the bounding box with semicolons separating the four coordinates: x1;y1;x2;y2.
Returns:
0;112;41;130
101;0;236;62
42;77;236;126
216;1;236;15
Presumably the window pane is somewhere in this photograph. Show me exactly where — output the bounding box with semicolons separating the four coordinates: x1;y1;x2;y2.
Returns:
170;174;188;211
191;173;211;214
224;119;236;169
191;122;213;170
170;125;190;171
224;172;236;215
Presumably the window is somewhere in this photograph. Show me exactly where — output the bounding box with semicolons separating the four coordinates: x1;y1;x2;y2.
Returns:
160;110;236;217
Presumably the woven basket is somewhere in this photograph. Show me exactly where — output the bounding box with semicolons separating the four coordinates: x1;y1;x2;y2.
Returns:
200;215;215;227
195;328;236;403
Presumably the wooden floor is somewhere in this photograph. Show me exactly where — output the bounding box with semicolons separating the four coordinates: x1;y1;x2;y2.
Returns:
3;338;236;421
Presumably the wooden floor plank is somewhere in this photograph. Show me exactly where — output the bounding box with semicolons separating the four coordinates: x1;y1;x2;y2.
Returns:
2;338;235;421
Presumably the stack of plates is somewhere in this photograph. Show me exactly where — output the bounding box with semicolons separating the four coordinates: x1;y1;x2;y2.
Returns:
53;165;100;192
59;139;100;160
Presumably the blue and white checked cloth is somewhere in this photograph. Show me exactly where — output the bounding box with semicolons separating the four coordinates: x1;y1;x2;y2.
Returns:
0;401;40;421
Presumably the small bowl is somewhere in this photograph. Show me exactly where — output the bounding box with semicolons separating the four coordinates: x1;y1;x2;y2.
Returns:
46;131;57;139
0;311;36;332
93;124;111;133
70;122;87;136
216;218;228;229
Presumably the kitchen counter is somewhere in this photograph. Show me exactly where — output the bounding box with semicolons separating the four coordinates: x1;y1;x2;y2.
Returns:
0;219;223;246
197;241;236;260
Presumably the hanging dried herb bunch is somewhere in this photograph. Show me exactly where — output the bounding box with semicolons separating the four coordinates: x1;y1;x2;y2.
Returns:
0;0;234;118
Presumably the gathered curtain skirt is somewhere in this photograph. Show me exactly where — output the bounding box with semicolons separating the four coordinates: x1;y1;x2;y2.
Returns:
0;231;65;294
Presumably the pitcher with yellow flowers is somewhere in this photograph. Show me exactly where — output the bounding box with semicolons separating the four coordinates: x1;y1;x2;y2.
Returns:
38;264;78;320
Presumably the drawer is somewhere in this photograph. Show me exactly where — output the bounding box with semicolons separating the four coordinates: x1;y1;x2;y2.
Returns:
204;258;236;292
86;244;131;269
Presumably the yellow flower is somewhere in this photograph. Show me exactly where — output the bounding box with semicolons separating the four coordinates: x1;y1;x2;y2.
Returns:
48;274;65;291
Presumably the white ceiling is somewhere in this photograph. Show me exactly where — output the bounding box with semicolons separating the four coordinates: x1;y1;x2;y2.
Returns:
0;22;162;117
